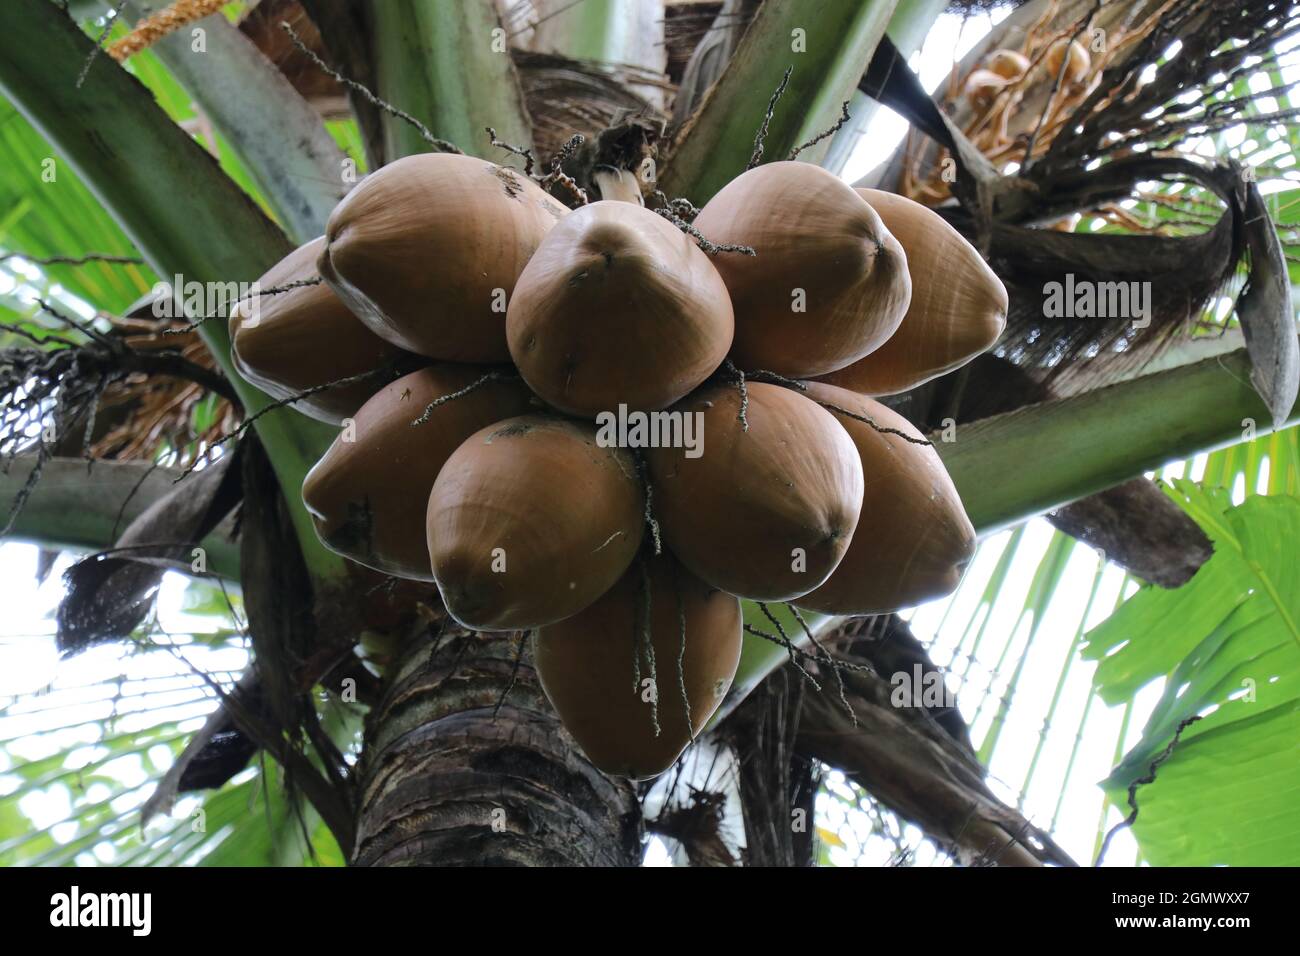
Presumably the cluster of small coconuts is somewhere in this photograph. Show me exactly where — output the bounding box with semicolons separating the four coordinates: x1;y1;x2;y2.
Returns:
964;39;1093;109
230;151;1007;778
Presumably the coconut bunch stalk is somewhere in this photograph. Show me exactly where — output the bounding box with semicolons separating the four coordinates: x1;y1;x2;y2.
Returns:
229;236;412;424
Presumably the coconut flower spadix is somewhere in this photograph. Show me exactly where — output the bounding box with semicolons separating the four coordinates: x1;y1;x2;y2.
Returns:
795;382;976;615
319;153;568;362
691;161;911;377
230;237;406;424
647;382;863;600
535;554;741;779
817;189;1007;396
506;201;734;415
302;365;534;580
426;416;644;631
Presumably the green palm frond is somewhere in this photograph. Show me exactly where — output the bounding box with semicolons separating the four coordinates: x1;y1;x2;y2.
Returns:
1084;483;1300;865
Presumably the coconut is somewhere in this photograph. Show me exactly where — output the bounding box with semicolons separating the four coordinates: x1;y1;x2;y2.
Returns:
506;201;734;415
985;49;1031;81
301;364;534;579
964;68;1011;110
816;189;1007;396
534;553;741;778
795;382;976;615
427;415;644;631
1045;38;1090;86
646;382;863;600
229;237;407;423
318;153;569;362
691;161;911;377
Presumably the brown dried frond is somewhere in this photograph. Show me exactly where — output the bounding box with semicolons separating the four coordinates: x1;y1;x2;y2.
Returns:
89;315;236;464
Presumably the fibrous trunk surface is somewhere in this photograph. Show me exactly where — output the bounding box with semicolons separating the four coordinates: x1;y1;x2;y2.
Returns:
353;628;641;866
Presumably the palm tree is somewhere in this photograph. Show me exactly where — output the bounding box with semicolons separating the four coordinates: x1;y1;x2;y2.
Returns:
0;0;1295;867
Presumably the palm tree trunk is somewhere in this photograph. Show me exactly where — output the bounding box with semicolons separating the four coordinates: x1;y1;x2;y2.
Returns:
352;628;642;866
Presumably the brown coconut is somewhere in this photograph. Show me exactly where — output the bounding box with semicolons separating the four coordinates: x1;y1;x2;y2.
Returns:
964;68;1011;110
646;382;863;600
506;201;734;415
319;153;569;362
535;553;741;778
1045;38;1091;86
796;382;976;615
817;189;1007;396
691;161;911;377
427;415;644;631
986;49;1031;81
229;237;407;423
301;364;535;579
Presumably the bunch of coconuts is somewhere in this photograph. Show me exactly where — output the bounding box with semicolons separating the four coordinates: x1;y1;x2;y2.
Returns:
230;152;1007;778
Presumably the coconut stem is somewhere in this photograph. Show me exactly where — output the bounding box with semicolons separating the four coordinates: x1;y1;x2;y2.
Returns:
722;359;750;432
754;603;821;691
747;65;793;170
539;134;590;207
163;277;324;336
633;451;662;555
484;127;588;207
409;370;520;427
744;368;806;390
788;100;852;161
485;126;535;176
814;399;934;447
788;603;857;726
279;22;462;155
650;190;756;257
669;560;694;743
745;612;877;690
172;365;392;482
740;368;935;447
75;0;127;89
635;558;661;738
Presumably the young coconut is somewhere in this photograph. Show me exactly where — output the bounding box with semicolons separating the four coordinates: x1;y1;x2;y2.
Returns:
646;382;863;600
691;161;911;378
319;153;569;362
301;365;534;579
230;237;407;424
1044;38;1090;86
506;201;734;415
427;415;644;631
985;49;1031;81
795;382;976;615
964;68;1011;110
816;189;1007;396
534;553;741;779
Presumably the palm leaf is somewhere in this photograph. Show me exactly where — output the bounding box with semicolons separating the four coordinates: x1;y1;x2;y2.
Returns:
1082;482;1300;864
